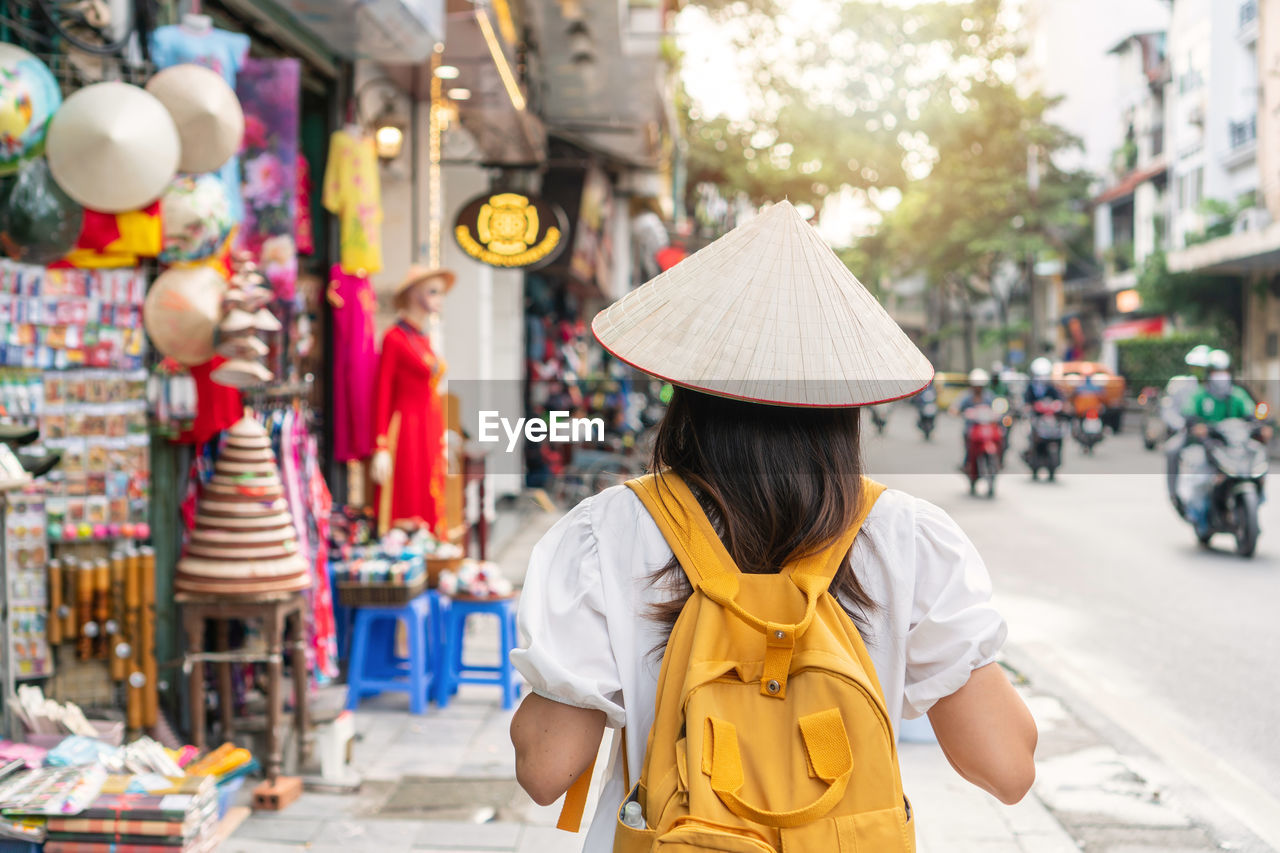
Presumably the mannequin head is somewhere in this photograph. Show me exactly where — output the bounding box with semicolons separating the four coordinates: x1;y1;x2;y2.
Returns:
393;266;456;328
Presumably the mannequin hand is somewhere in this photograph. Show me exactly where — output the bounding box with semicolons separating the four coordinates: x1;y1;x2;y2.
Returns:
370;449;392;484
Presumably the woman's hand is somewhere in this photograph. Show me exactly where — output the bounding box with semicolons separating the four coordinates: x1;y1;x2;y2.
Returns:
928;662;1038;804
510;693;606;806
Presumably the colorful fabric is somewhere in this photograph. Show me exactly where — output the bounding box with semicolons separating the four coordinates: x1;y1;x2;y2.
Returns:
236;58;300;300
329;265;377;461
53;203;162;269
322;129;382;274
374;321;446;534
147;25;249;222
296;153;314;255
159;174;233;263
174;357;244;446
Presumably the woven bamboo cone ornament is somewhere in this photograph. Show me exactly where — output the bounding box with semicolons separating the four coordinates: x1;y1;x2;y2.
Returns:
592;200;934;406
176;417;310;595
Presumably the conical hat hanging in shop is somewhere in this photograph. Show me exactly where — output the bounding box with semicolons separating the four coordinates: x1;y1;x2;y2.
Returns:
45;82;180;212
176;417;310;596
145;64;244;174
143;266;225;366
209;358;273;389
591;200;934;407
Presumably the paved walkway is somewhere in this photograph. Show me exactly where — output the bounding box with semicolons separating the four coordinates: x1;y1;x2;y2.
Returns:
226;505;1081;852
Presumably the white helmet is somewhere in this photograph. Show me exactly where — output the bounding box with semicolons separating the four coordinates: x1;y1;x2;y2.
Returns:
968;368;990;387
1185;345;1211;368
1029;357;1052;379
1208;349;1231;370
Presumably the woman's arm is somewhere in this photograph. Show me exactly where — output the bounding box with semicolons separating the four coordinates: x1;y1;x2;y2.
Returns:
510;693;606;806
927;662;1038;804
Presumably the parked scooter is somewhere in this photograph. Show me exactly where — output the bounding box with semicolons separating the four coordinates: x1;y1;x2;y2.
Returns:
963;402;1006;498
914;386;938;441
1176;418;1269;557
1024;398;1068;481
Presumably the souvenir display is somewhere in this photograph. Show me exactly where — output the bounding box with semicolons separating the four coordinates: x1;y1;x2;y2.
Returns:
237;58;300;299
4;491;51;678
175;416;310;595
0;44;61;176
142;266;224;366
41;370;150;541
159;175;234;264
148;22;251;223
0;159;83;265
44;83;180;214
0;262;147;370
323;127;382;275
145;64;244;175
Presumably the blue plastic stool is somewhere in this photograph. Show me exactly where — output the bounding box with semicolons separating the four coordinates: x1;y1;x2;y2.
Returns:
344;592;436;714
439;595;520;710
329;563;353;661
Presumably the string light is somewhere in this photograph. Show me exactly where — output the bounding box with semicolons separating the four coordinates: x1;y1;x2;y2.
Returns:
429;48;445;268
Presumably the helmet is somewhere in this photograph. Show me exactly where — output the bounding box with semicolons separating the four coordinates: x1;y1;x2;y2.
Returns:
1185;345;1211;368
1208;349;1231;370
1029;357;1052;379
968;368;990;387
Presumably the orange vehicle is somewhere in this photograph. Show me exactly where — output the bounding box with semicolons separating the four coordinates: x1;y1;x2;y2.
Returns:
1052;361;1127;432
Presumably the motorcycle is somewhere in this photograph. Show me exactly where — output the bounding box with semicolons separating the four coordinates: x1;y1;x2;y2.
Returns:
1139;387;1173;451
870;405;888;436
915;387;938;441
1075;402;1105;455
1178;418;1268;557
1024;398;1067;481
963;402;1006;498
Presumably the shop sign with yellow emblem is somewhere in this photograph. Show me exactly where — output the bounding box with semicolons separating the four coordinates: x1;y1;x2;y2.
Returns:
453;191;568;269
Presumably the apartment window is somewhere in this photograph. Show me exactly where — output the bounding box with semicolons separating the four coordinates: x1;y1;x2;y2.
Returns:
1177;167;1204;210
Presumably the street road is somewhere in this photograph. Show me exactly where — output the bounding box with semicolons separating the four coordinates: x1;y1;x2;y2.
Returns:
863;403;1280;849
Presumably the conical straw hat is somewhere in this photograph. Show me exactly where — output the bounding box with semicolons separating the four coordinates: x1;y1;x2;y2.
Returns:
145;64;244;175
592;201;934;407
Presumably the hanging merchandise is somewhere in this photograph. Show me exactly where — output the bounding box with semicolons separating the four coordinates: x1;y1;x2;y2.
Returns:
175;416;311;596
236;58;301;300
295;154;314;256
328;265;376;462
159;175;234;264
174;358;242;445
44;83;180;214
53;202;163;270
148;23;251;222
142;265;225;366
0;262;147;370
323;127;382;275
0;44;61;176
0;159;83;265
145;63;245;175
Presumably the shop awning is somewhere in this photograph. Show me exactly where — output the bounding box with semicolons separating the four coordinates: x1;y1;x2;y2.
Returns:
268;0;446;63
1167;219;1280;275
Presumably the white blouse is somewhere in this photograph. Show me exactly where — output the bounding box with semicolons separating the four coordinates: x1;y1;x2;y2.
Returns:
511;484;1006;852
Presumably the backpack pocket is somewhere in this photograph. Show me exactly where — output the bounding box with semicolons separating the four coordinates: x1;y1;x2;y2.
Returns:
779;805;913;852
655;819;777;852
613;783;656;853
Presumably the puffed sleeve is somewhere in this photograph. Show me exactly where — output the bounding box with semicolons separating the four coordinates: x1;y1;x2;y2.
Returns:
510;497;625;727
901;500;1007;719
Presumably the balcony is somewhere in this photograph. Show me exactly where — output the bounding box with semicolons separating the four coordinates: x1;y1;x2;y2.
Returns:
1224;114;1258;168
1240;0;1259;44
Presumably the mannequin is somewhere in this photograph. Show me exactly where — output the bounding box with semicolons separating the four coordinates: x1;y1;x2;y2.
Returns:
371;266;456;536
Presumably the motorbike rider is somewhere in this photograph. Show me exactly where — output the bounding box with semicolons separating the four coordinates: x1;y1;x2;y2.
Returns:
1164;345;1212;508
1022;357;1064;408
1178;350;1267;530
953;368;995;469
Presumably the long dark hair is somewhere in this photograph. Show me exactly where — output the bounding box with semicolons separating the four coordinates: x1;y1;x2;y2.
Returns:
646;387;874;644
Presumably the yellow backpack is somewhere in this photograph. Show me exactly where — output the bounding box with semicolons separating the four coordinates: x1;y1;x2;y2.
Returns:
562;471;913;852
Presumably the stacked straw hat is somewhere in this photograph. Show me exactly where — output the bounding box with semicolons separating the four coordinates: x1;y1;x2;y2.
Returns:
592;200;934;407
175;417;309;595
213;253;280;387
